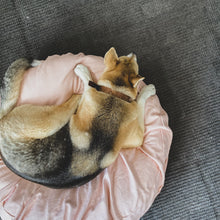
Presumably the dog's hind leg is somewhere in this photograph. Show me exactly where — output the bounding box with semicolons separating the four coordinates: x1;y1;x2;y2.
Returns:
0;58;31;119
1;94;81;140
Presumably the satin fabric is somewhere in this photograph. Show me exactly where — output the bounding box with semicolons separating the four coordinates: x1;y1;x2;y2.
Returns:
0;53;172;220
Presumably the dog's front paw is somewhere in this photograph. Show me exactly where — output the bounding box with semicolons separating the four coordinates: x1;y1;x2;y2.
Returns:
74;64;92;83
31;59;42;67
137;84;156;103
74;64;90;76
143;84;156;96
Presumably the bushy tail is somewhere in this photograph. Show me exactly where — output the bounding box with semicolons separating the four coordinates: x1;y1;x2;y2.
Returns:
0;58;31;119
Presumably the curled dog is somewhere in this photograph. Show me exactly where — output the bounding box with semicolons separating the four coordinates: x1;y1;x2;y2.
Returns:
0;48;156;188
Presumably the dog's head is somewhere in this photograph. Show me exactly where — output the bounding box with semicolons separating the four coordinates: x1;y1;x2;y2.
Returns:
99;47;144;99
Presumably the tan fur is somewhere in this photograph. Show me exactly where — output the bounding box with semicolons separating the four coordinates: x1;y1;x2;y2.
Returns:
72;48;154;170
0;48;156;188
1;94;81;140
0;59;30;119
100;102;144;168
71;152;99;176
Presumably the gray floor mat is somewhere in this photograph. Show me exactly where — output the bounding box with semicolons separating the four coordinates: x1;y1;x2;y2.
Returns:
0;0;219;219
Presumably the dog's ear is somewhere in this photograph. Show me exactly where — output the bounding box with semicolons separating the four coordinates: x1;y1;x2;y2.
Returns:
127;53;137;62
129;75;145;88
104;47;119;68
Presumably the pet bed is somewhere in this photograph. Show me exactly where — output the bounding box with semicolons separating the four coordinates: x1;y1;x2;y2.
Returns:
0;53;172;219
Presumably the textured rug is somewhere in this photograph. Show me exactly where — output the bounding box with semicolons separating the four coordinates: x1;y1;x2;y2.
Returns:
0;0;219;219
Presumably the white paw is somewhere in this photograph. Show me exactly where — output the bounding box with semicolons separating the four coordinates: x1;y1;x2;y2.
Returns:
74;64;92;82
137;84;156;102
142;84;156;96
74;64;90;77
31;59;42;67
74;64;89;75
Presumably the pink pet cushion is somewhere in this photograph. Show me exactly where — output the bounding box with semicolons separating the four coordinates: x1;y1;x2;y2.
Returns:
0;53;172;219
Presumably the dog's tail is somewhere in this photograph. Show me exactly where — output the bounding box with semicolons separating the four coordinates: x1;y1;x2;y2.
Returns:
0;58;31;119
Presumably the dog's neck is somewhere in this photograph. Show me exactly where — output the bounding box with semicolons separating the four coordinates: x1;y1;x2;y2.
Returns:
91;79;137;102
89;81;134;103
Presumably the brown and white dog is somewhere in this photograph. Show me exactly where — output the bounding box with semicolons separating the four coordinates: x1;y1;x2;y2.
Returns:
0;48;155;188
